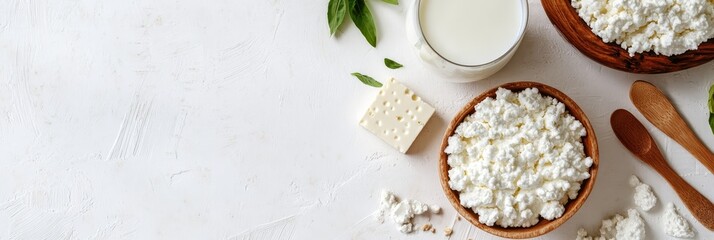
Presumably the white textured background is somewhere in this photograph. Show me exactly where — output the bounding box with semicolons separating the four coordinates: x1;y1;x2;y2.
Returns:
0;0;712;239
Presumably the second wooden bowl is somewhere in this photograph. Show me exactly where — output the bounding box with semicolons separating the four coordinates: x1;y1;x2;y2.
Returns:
439;81;599;239
542;0;714;74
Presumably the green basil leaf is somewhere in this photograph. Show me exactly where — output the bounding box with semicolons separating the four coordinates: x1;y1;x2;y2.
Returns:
351;72;382;87
384;58;403;69
709;84;714;113
382;0;399;5
709;113;714;135
348;0;377;47
327;0;347;35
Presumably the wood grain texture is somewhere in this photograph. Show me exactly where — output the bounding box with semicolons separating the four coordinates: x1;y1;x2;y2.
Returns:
610;109;714;230
541;0;714;74
438;81;599;239
630;80;714;175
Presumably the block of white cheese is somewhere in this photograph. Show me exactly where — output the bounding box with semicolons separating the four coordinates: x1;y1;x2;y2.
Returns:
359;78;435;153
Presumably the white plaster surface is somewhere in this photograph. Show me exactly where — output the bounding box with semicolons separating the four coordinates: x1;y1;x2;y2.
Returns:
0;0;712;239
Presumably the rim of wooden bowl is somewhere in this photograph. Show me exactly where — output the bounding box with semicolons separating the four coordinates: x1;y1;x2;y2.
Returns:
438;81;599;239
541;0;714;74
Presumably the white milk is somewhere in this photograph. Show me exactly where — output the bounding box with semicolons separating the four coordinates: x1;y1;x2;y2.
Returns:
419;0;524;66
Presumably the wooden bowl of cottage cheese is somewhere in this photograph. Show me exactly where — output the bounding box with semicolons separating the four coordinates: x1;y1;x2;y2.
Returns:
439;81;599;239
541;0;714;74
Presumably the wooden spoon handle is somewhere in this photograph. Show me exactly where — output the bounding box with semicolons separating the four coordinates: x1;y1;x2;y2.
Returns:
675;130;714;174
658;164;714;230
630;80;714;174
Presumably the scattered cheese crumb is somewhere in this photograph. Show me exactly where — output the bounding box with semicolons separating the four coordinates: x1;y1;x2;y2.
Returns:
422;224;433;232
662;202;695;238
444;227;453;237
629;175;657;211
376;190;440;233
429;204;441;214
576;209;645;240
628;175;641;186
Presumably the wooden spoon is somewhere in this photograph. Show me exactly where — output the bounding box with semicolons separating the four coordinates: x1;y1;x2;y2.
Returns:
611;109;714;230
630;80;714;174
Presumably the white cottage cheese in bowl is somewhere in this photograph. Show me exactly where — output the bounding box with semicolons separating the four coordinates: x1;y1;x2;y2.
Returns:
444;87;593;228
571;0;714;56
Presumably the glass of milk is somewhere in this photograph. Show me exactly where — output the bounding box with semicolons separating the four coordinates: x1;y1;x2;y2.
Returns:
406;0;528;82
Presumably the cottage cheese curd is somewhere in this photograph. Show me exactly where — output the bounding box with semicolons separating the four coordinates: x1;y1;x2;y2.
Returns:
662;202;696;238
444;88;593;228
376;190;440;233
576;209;646;240
629;175;657;211
571;0;714;56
